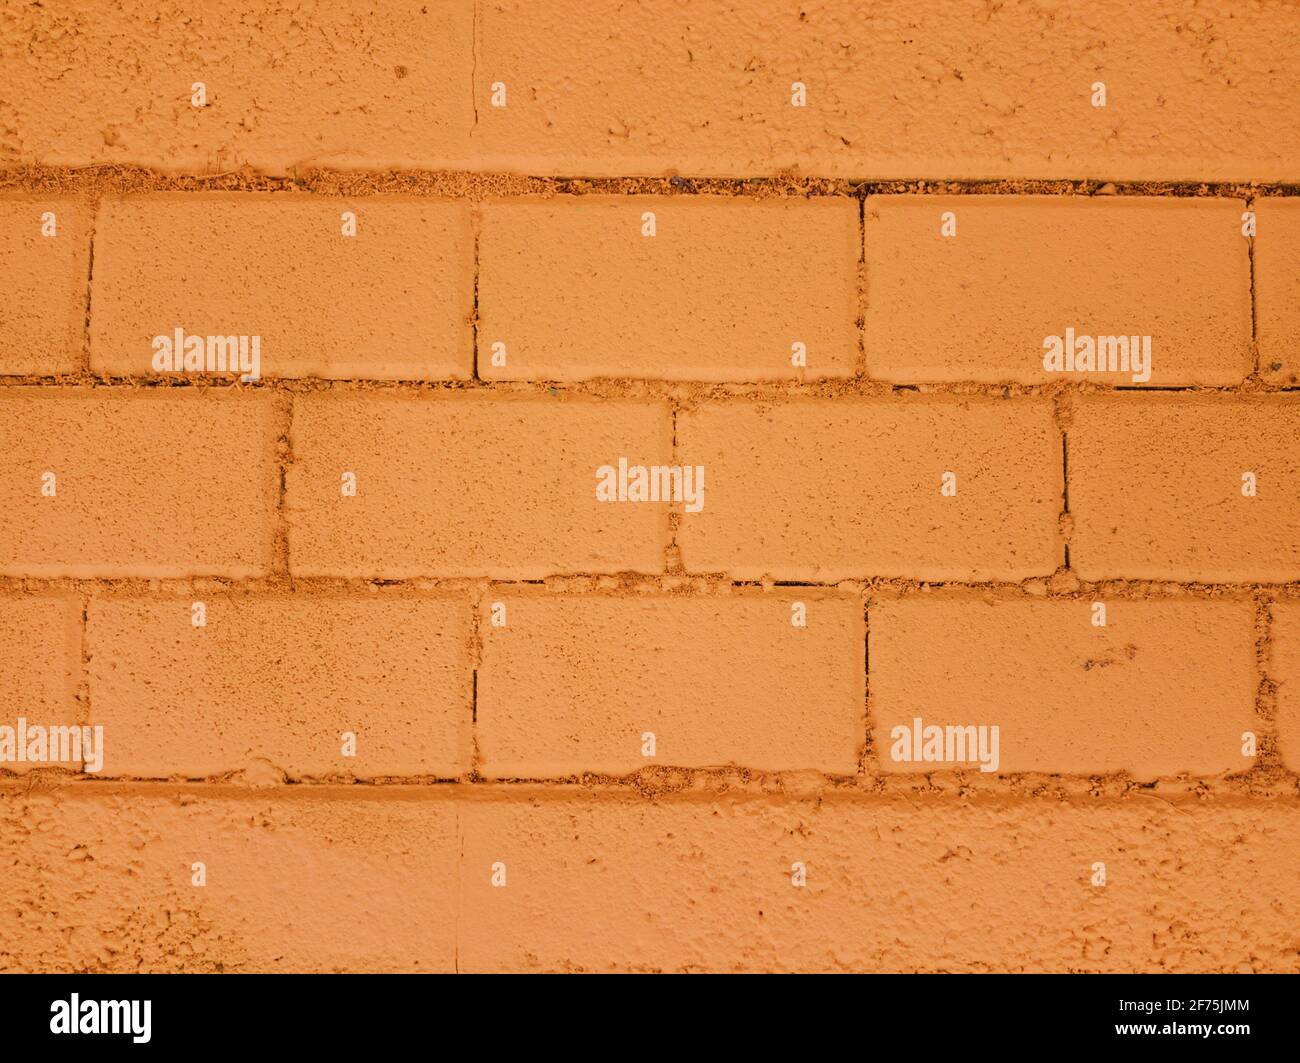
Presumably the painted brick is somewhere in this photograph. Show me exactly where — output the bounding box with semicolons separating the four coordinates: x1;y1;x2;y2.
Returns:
91;195;473;380
0;197;89;375
477;196;859;381
0;388;278;578
0;1;474;173
459;791;1300;972
286;393;671;578
870;598;1256;779
0;787;458;972
473;0;1300;181
87;594;473;779
477;592;864;777
864;196;1250;385
0;596;82;775
1256;199;1300;386
676;397;1062;581
1069;396;1300;582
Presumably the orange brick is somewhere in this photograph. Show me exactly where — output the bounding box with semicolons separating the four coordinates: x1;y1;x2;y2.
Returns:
0;787;458;972
0;388;277;578
87;594;473;779
1256;199;1300;386
478;593;863;776
1271;602;1300;774
676;397;1061;581
1069;396;1300;582
870;598;1255;779
459;791;1300;972
864;197;1250;385
0;595;82;775
286;393;671;578
90;195;473;380
0;1;474;173
474;1;1300;181
0;197;89;375
477;196;859;381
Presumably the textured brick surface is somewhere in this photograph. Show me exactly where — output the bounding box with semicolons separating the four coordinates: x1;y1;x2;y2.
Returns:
91;195;474;380
473;0;1300;180
1069;396;1300;582
0;788;459;972
1256;199;1300;386
864;196;1251;385
677;397;1062;581
2;0;1298;979
870;598;1256;779
4;787;1295;973
0;596;82;775
459;792;1300;973
0;389;278;578
87;594;474;779
0;197;90;375
0;1;474;173
478;592;864;776
287;393;671;578
0;196;89;374
478;196;859;381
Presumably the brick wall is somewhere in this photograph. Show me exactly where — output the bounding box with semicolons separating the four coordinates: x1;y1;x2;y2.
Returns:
1;0;1298;973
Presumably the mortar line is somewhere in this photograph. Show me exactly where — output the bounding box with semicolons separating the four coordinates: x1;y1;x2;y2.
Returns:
856;196;867;378
10;763;1295;791
468;585;484;778
1247;192;1260;376
79;194;96;372
470;0;480;135
4;167;1300;200
75;593;91;754
272;392;293;579
1061;429;1071;571
2;373;1299;397
859;598;874;775
5;576;1300;596
470;199;481;381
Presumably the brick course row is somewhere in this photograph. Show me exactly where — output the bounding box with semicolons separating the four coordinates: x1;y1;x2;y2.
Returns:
3;1;1299;182
3;786;1296;972
5;590;1297;779
3;194;1296;384
3;389;1299;583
